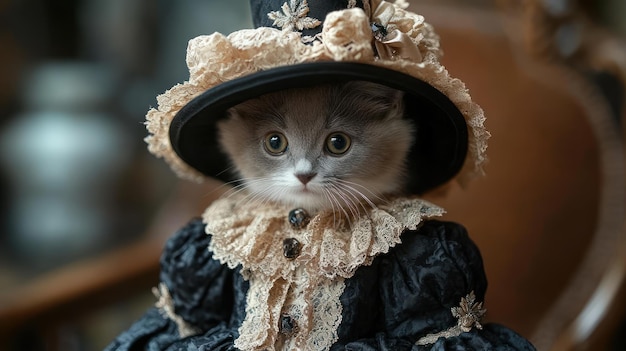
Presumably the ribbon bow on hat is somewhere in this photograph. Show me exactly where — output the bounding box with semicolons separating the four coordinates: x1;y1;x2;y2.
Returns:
369;0;425;60
145;0;489;194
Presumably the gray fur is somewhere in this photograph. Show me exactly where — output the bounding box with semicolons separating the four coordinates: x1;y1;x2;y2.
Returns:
217;81;414;214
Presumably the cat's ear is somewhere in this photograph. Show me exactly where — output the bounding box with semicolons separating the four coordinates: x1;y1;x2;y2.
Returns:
226;92;286;124
342;81;404;107
387;88;405;118
226;102;254;121
373;84;405;121
225;106;240;120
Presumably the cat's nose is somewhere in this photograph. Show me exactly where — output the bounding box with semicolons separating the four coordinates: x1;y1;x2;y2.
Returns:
295;172;317;185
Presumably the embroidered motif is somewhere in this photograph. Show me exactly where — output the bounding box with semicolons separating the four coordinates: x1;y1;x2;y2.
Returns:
415;291;487;345
452;291;487;332
268;0;322;32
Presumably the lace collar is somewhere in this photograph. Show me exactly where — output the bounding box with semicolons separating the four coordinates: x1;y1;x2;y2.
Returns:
203;194;444;280
202;194;444;351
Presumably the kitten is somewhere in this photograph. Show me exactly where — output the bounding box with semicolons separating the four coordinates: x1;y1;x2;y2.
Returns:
217;81;414;216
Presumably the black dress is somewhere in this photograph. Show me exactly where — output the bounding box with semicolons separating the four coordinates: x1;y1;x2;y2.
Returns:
105;217;535;351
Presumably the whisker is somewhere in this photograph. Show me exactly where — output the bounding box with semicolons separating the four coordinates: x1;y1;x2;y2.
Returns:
336;181;378;212
322;186;338;229
343;184;371;215
328;182;359;224
220;182;249;199
223;176;281;208
241;183;274;207
332;183;362;219
215;165;237;178
326;183;352;228
335;178;388;205
201;177;246;200
222;177;265;200
325;179;369;217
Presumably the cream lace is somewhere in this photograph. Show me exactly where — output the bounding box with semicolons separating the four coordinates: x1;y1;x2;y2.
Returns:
153;283;202;338
203;194;444;351
145;1;489;188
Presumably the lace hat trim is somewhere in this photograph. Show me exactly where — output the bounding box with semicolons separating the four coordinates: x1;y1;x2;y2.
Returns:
145;0;489;189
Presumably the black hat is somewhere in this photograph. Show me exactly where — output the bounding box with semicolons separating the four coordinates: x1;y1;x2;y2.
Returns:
146;0;489;194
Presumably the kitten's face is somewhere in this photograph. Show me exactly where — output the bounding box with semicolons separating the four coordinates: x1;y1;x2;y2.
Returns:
217;81;414;213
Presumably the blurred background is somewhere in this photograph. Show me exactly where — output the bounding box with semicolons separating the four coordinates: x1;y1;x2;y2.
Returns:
0;0;251;349
0;0;624;350
0;0;251;274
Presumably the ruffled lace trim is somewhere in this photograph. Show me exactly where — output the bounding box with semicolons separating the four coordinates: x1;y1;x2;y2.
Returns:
153;283;202;338
145;1;489;187
202;194;444;351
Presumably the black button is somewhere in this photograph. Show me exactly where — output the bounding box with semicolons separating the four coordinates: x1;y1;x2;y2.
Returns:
283;238;301;259
288;208;310;229
280;314;297;335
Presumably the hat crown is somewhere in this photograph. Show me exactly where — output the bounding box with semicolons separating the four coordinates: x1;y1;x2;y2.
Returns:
251;0;365;37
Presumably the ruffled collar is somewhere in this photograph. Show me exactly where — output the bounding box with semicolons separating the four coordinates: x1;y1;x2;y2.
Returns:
202;194;444;351
203;194;445;281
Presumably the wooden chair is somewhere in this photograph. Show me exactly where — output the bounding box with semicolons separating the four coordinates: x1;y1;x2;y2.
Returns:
1;2;624;350
419;1;626;349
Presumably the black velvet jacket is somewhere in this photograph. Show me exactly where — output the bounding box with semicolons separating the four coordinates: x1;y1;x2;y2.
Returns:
105;219;535;351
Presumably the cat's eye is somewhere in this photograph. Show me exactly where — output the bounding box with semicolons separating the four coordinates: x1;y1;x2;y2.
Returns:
264;132;288;155
326;132;351;155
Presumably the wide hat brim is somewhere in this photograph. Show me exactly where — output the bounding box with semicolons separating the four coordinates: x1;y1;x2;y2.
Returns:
145;3;489;194
171;61;468;194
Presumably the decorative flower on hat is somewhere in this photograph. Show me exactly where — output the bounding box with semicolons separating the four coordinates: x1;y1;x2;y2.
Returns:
145;0;489;193
268;0;321;31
